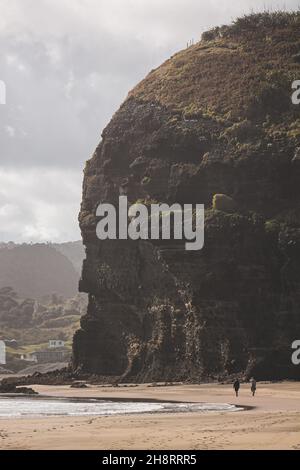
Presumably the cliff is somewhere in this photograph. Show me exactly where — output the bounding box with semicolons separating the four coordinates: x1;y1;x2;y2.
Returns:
74;12;300;382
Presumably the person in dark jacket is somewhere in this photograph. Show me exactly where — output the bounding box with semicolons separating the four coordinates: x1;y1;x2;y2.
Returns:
233;379;240;397
251;378;257;396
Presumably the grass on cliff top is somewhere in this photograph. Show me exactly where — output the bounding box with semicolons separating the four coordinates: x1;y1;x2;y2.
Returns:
129;11;300;122
202;11;300;40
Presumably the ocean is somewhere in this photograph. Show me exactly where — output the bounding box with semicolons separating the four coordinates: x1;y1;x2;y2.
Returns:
0;396;242;418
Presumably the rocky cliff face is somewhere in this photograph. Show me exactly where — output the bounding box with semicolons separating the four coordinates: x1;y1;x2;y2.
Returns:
74;12;300;382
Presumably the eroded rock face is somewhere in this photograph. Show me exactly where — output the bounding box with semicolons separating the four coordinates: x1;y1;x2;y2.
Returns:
74;13;300;381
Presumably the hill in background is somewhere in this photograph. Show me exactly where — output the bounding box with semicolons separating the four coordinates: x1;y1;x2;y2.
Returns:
53;241;85;275
0;241;85;300
0;242;86;372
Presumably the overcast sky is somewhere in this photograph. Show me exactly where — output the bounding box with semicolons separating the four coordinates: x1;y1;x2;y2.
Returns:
0;0;299;243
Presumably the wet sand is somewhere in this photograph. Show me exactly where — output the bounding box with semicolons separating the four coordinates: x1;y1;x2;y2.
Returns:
0;381;300;450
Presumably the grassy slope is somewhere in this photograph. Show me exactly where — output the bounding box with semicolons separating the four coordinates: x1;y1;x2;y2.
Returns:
129;12;300;140
0;290;86;370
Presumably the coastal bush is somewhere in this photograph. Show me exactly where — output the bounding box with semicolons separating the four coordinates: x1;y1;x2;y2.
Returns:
212;194;237;213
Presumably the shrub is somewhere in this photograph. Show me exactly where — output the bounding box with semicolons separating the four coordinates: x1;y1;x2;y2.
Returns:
265;219;280;234
202;27;220;41
212;194;237;212
141;176;151;186
222;120;259;142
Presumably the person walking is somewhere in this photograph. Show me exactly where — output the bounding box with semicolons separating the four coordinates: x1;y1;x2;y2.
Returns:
233;379;240;397
251;378;257;396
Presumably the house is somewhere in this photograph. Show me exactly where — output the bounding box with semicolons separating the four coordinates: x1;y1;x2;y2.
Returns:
49;340;65;349
34;348;70;364
20;353;37;362
4;339;19;349
19;340;70;364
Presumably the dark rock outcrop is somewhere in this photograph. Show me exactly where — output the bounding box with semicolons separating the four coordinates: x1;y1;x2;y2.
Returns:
74;12;300;382
0;379;38;395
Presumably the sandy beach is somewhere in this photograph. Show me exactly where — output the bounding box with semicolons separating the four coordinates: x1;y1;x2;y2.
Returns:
0;381;300;450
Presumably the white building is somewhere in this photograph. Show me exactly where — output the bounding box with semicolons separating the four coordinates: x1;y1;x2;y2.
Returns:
49;340;65;349
0;340;6;365
20;353;37;362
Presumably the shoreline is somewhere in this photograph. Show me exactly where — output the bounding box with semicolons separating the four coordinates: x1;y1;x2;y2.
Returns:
0;391;253;408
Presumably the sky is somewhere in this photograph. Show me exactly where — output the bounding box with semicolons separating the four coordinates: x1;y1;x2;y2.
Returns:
0;0;299;243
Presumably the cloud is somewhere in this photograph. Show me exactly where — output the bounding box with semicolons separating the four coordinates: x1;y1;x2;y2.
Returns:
0;167;82;242
0;0;299;241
